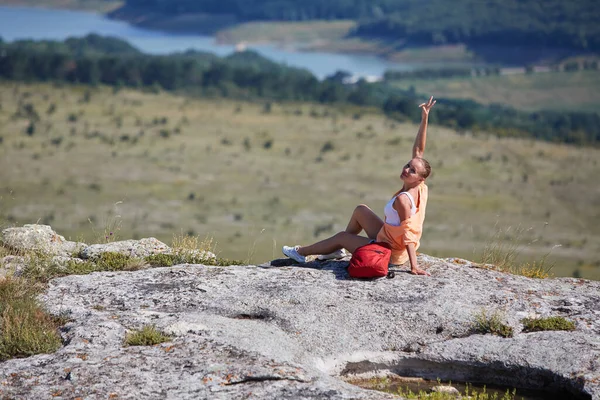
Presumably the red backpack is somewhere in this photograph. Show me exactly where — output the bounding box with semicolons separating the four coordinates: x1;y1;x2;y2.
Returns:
347;242;393;278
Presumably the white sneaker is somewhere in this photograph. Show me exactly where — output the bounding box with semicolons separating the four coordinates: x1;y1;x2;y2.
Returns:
282;245;306;263
317;248;349;260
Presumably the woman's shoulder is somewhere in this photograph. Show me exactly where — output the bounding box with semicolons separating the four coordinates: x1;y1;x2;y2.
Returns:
418;182;429;204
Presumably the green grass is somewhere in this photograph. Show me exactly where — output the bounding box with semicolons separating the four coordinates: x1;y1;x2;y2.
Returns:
471;310;514;338
395;386;517;400
521;316;576;333
19;251;144;283
94;252;147;271
124;325;171;346
352;377;520;400
476;224;555;279
0;82;599;279
390;70;600;113
0;277;63;361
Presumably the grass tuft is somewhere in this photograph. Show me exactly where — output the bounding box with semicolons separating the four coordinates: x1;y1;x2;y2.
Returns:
521;316;576;333
63;259;98;275
144;252;244;267
20;251;69;283
88;201;123;244
395;385;517;400
471;309;514;338
0;277;63;361
354;377;519;399
94;252;144;271
0;245;13;258
172;233;213;254
145;233;244;267
145;253;180;267
124;325;171;346
477;224;555;279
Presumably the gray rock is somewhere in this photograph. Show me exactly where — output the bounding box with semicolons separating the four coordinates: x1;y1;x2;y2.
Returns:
0;255;26;278
1;224;87;257
165;248;217;260
0;255;598;399
431;385;459;394
80;237;171;259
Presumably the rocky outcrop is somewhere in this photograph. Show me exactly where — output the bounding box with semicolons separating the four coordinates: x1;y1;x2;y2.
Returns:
0;225;216;278
80;238;170;259
1;224;87;257
0;250;598;399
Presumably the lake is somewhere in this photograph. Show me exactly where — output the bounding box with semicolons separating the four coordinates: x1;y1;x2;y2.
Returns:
0;5;413;79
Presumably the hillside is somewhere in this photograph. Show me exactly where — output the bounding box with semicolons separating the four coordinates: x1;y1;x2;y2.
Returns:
2;36;599;145
112;0;600;62
0;82;599;279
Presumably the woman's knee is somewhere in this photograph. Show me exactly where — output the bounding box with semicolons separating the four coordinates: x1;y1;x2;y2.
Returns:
354;204;372;215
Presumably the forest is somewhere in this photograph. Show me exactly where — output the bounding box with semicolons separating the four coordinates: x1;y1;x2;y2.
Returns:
118;0;600;52
0;34;598;145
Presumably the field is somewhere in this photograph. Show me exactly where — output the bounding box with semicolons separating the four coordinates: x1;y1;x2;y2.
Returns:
390;70;600;113
1;82;599;279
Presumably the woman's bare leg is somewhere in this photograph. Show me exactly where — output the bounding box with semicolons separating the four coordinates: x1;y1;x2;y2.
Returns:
297;232;372;256
345;204;384;239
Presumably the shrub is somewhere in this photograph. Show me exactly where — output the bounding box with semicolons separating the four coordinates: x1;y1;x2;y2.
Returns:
521;316;575;332
124;325;171;346
94;252;147;271
320;141;335;153
63;259;97;275
471;309;513;338
25;121;36;136
145;253;180;267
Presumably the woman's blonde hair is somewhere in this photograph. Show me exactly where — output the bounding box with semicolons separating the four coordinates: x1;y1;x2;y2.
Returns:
417;157;431;179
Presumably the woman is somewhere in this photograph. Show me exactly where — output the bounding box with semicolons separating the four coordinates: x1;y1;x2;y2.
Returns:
282;96;436;276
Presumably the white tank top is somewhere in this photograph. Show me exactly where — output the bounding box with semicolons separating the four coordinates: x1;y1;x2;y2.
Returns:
384;192;416;226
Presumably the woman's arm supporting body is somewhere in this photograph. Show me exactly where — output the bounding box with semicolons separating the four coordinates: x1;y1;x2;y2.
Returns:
393;193;431;276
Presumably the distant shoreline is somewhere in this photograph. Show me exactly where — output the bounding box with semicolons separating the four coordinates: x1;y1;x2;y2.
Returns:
1;2;588;67
104;7;589;67
107;7;484;67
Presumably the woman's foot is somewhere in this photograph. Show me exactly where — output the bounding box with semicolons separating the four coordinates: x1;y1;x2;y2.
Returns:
282;245;306;263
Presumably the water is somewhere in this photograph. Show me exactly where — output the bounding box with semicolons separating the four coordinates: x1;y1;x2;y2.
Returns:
0;5;412;79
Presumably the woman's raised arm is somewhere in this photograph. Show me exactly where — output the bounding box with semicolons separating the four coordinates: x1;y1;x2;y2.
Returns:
412;96;436;159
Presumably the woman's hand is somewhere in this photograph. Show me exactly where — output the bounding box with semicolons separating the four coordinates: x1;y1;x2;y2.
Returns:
410;267;431;276
419;96;436;119
406;243;431;276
